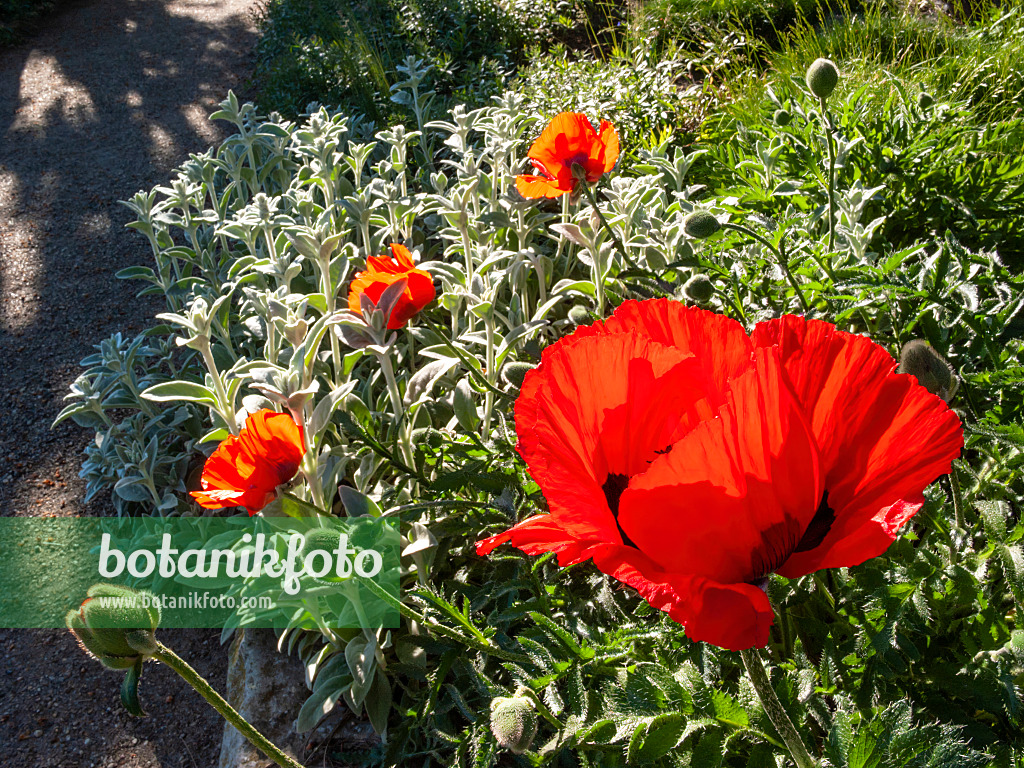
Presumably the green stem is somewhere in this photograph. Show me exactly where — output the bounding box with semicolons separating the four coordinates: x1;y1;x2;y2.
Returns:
723;222;810;312
740;648;816;768
482;316;496;438
950;462;966;531
819;96;836;252
153;642;305;768
376;350;414;467
198;341;237;434
421;318;514;403
577;178;640;271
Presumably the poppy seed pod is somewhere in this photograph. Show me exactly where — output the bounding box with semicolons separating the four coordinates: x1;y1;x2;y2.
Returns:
806;58;840;100
683;210;721;239
773;108;792;126
489;692;538;754
683;274;714;304
66;584;161;669
502;362;537;389
898;340;958;402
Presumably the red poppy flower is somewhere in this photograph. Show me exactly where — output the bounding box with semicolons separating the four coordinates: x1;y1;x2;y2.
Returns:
191;409;305;515
515;112;620;199
348;243;435;329
477;300;963;651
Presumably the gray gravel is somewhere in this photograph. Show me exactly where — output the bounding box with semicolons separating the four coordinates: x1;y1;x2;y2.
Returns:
0;0;258;518
0;0;259;765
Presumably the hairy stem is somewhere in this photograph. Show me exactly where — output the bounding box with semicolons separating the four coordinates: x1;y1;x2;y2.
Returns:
153;642;305;768
740;648;816;768
819;96;836;251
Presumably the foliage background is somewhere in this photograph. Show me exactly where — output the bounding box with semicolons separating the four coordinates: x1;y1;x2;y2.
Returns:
58;0;1024;766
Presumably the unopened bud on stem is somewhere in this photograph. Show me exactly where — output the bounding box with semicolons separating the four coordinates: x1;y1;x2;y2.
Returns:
806;58;839;100
489;689;538;754
683;210;721;239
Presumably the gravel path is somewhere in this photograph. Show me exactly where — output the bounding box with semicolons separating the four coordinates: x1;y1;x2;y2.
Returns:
0;0;258;765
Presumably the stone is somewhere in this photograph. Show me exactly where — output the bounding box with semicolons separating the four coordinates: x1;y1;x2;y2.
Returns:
217;629;307;768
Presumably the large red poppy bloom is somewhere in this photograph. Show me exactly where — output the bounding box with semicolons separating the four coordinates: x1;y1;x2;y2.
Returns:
477;300;963;651
515;112;620;200
191;409;305;515
348;244;435;329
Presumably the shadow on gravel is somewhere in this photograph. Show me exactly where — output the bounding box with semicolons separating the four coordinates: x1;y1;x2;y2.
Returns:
0;0;256;518
0;2;256;765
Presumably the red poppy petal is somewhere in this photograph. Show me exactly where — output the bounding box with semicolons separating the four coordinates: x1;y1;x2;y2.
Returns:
753;317;963;576
389;243;414;268
386;269;435;329
682;579;774;651
476;514;614;566
527;112;600;181
595;120;620;174
477;493;774;652
190;487;246;509
516;174;571;199
239;410;305;471
618;349;822;584
515;332;717;545
591;548;773;651
574;299;754;400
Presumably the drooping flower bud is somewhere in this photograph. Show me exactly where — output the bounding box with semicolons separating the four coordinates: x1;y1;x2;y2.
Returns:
806;58;839;100
773;108;792;126
897;340;958;402
917;92;934;110
683;210;721;239
683;274;714;304
66;584;161;669
489;690;538;754
502;362;537;389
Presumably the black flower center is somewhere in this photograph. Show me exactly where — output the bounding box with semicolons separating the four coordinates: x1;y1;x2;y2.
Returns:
794;490;836;554
601;472;638;548
748;490;836;584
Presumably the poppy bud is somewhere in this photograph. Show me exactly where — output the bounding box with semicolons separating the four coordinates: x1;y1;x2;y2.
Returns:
683;274;714;304
502;362;536;389
806;58;839;100
773;108;792;126
410;426;444;449
683;210;721;239
489;691;537;754
917;92;934;110
568;305;592;326
302;528;343;561
66;584;161;669
897;340;958;402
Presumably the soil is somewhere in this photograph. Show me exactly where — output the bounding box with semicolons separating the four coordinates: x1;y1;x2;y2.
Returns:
0;0;260;765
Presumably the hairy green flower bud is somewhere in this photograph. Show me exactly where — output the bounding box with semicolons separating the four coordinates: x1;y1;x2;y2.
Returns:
683;274;714;304
897;340;958;402
773;108;792;126
410;426;444;449
806;58;839;100
502;362;537;389
568;305;592;326
683;210;721;239
67;584;161;669
917;92;934;110
490;692;538;754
